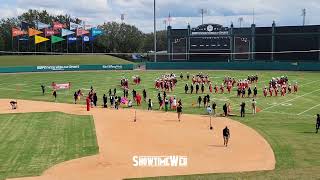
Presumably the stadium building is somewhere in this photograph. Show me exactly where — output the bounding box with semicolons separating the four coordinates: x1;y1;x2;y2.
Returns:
167;23;320;61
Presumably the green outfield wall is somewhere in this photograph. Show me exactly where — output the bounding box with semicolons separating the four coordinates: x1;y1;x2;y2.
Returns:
0;64;134;73
146;62;320;71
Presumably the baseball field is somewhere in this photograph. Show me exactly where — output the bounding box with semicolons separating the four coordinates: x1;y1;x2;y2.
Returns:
0;56;319;179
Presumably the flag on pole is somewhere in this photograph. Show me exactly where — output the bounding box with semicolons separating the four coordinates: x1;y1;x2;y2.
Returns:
21;22;33;31
70;22;83;30
28;28;43;37
53;21;64;30
35;35;49;44
91;27;103;37
51;35;65;44
61;29;75;37
44;28;56;37
12;28;26;37
35;21;51;29
82;35;92;42
76;29;89;36
67;36;77;44
84;24;93;30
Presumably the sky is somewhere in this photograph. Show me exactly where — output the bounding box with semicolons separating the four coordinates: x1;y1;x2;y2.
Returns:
1;0;320;32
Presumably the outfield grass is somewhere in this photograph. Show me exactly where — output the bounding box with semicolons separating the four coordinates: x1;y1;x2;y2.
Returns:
0;55;133;66
0;112;99;180
0;70;319;179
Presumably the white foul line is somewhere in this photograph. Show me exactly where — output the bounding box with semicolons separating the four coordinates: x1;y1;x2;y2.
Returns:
297;104;320;115
261;88;320;112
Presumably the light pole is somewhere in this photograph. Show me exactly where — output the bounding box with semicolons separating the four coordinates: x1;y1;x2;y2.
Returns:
302;8;306;26
199;9;208;25
154;0;157;62
238;17;244;28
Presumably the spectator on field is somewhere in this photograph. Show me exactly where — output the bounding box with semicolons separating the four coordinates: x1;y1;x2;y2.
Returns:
240;102;246;117
41;85;45;95
316;114;320;133
103;94;108;108
212;102;217;116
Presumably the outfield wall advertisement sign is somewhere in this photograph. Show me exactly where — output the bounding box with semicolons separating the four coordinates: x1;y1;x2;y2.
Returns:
37;65;80;71
0;64;134;73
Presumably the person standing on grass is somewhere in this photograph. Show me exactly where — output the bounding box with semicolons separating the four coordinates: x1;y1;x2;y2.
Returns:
177;103;183;122
190;84;194;94
93;93;98;107
74;92;78;104
53;90;57;101
148;99;153;110
240;102;246;117
223;103;228;117
196;83;200;94
201;83;205;94
108;89;112;97
203;96;207;108
248;87;252;98
164;98;169;112
212;102;217;116
198;96;202;108
253;86;258;98
252;99;257;115
185;84;189;94
113;88;117;96
103;94;108;108
316;114;320;133
143;89;147;102
41;85;45;95
223;126;230;147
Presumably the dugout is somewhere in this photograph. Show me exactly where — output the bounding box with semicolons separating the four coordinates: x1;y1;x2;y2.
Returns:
167;22;320;62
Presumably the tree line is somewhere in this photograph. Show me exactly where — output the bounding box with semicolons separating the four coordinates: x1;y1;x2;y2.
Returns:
0;9;167;54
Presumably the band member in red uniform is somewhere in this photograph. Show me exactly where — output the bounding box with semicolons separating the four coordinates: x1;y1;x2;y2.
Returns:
220;83;224;94
214;84;219;94
274;87;278;96
281;87;286;96
294;83;298;93
227;82;232;94
269;87;273;97
209;83;213;93
86;96;91;111
263;87;268;97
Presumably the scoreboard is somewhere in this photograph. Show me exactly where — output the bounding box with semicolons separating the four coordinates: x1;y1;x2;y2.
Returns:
190;24;231;51
190;36;230;51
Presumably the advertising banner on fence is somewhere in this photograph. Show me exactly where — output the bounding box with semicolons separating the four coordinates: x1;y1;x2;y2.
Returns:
0;64;134;73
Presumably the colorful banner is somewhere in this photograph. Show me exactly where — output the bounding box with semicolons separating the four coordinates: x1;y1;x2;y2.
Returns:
53;21;64;30
35;21;51;29
19;36;29;41
61;29;75;37
52;82;71;90
67;36;78;44
35;35;49;44
44;28;56;37
91;27;103;36
51;35;65;44
70;22;83;30
82;35;91;42
76;28;89;36
28;28;43;37
12;28;26;37
21;22;32;30
84;24;93;30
